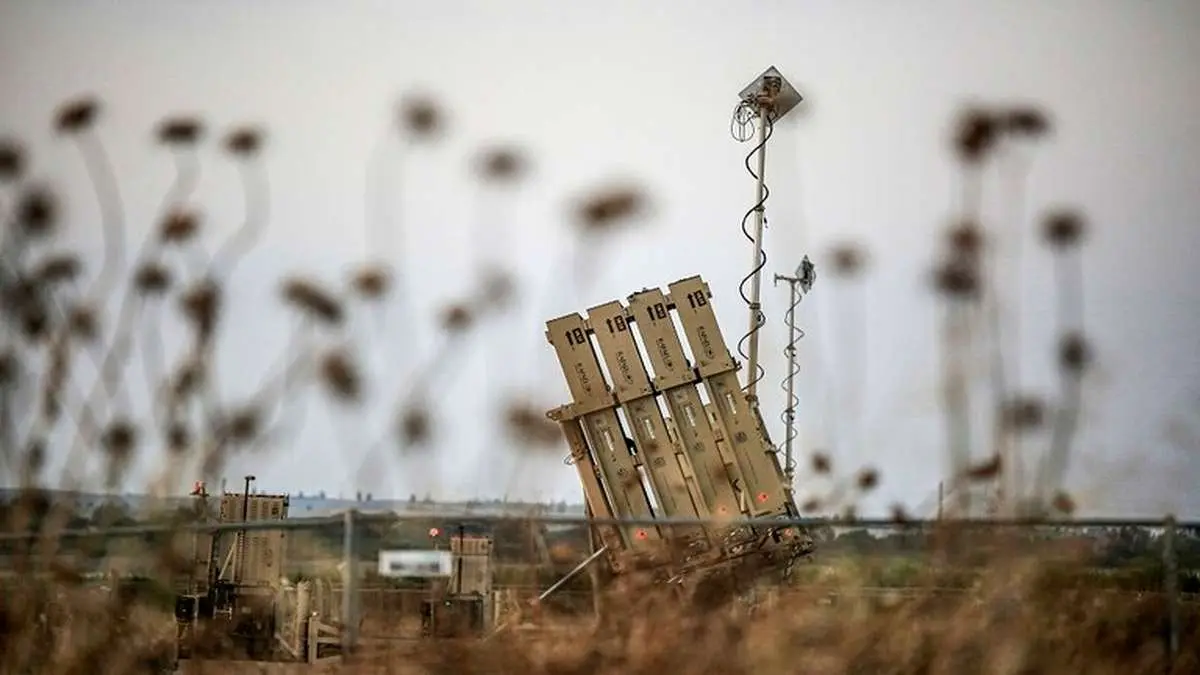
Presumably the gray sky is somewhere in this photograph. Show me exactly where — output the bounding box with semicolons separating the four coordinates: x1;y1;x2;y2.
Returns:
2;0;1197;518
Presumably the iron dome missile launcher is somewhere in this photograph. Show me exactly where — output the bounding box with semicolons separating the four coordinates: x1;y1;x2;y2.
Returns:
544;275;814;607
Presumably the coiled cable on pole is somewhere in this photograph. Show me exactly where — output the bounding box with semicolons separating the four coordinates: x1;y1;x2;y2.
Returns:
730;99;757;142
778;285;804;462
774;256;815;483
732;100;776;394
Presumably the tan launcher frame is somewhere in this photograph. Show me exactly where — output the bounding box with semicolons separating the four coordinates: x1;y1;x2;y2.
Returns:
544;275;795;570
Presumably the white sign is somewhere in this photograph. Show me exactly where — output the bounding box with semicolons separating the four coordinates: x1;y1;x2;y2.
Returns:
377;549;453;578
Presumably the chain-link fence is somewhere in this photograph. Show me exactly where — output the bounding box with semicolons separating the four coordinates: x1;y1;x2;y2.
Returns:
2;511;1197;667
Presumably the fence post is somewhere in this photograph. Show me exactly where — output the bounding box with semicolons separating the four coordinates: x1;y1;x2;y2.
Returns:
1163;514;1179;670
342;509;358;656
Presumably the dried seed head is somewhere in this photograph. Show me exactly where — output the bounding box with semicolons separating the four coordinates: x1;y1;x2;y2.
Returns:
0;350;16;385
350;264;390;301
1004;107;1050;138
855;467;879;491
34;254;83;285
224;406;261;443
3;282;49;342
156;116;204;145
439;303;474;333
180;280;220;340
398;406;432;447
477;147;526;182
42;340;68;421
504;402;561;447
479;267;516;308
933;259;980;299
159;210;200;244
1001;395;1045;432
224;127;263;156
810;452;831;475
0;138;23;181
800;498;821;514
167;422;190;455
101;419;138;460
954;107;998;164
1058;332;1092;374
67;305;98;342
828;243;866;278
947;221;984;257
17;186;57;238
398;95;443;138
319;349;361;403
24;438;46;474
134;262;172;295
576;186;648;232
172;360;203;399
55;96;100;134
1042;209;1086;250
1;278;36;319
20;304;49;342
1050;491;1076;515
965;454;1002;481
282;278;344;326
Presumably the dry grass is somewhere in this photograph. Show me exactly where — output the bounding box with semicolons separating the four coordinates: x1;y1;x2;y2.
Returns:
289;546;1197;675
3;551;1197;674
0;75;1193;674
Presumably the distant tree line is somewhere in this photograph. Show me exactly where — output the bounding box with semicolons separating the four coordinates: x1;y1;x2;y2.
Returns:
810;523;1200;567
0;488;209;559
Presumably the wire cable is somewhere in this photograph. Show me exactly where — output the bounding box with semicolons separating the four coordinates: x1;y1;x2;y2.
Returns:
778;286;804;465
730;99;757;142
732;101;776;394
775;257;815;477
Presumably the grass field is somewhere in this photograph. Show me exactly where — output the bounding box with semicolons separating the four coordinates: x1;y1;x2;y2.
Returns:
3;531;1198;674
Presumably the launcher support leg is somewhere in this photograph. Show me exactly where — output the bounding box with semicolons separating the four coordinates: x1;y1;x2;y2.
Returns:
483;545;609;641
535;545;610;605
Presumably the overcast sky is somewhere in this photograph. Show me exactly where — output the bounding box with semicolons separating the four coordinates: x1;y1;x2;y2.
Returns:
2;0;1197;518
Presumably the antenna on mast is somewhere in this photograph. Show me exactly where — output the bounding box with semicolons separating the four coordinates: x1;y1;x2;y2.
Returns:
731;66;803;402
774;257;816;491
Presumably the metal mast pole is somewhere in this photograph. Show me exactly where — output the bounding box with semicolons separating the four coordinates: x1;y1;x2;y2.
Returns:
237;474;254;584
745;107;769;401
733;66;802;402
779;277;799;484
773;257;814;491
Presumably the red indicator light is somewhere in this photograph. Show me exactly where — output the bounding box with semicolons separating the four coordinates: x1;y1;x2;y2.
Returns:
756;492;769;503
428;527;441;537
635;529;648;540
